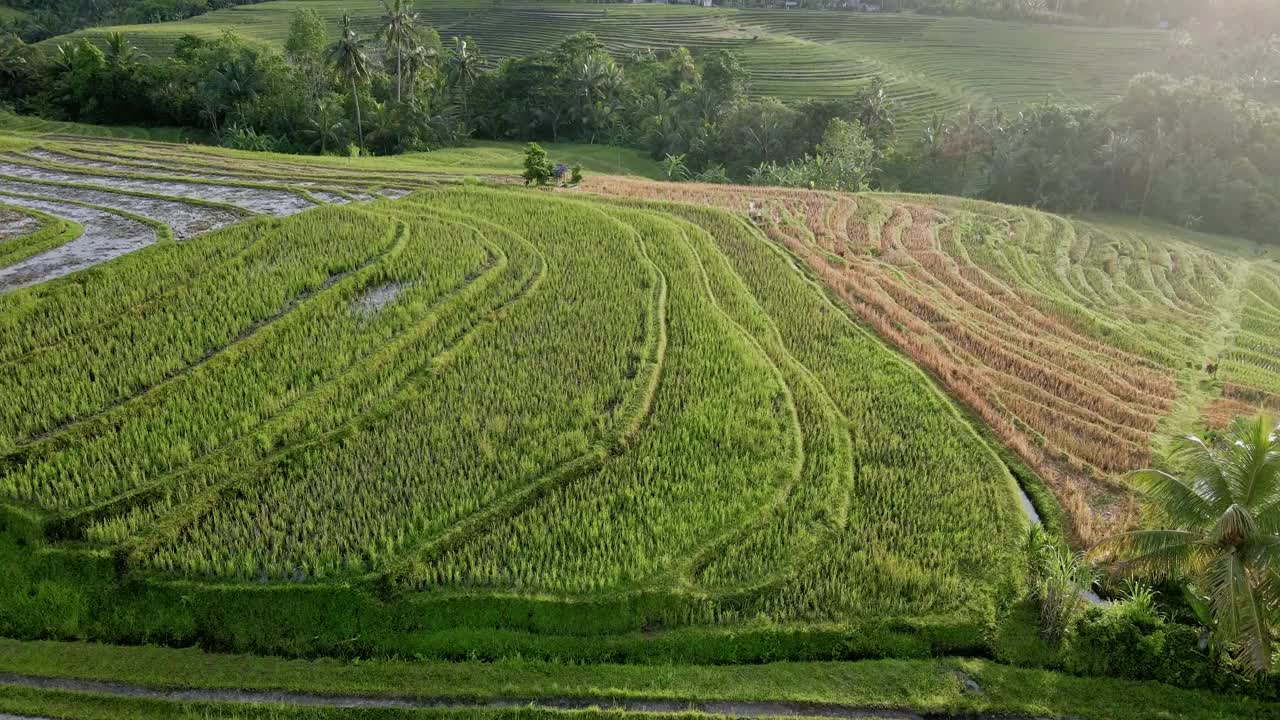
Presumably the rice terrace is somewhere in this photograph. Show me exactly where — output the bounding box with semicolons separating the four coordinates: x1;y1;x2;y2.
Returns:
1;0;1280;719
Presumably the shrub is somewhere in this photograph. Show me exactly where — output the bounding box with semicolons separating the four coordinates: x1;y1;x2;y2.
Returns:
1025;528;1097;645
1064;601;1224;692
522;142;553;186
219;125;280;152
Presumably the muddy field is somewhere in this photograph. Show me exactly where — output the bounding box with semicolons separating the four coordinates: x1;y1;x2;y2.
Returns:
0;160;316;216
25;150;374;200
0;193;156;293
0;142;419;293
0;179;239;239
0;208;39;242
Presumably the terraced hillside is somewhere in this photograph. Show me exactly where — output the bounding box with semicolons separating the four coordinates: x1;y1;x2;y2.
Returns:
1215;263;1280;416
584;177;1280;545
50;2;1167;132
3;133;1277;661
1;135;1030;656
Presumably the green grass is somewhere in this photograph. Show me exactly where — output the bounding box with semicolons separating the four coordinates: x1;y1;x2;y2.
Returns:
2;125;661;179
0;638;1275;720
396;141;663;179
186;140;664;179
44;4;1167;133
0;5;29;22
0;110;201;143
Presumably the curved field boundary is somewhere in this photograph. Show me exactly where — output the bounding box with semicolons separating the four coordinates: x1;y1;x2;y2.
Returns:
385;205;668;588
17;150;386;207
37;146;432;194
410;203;804;596
0;185;1019;653
0;217;273;371
0;204;83;269
0;175;243;239
0;159;314;217
580;178;1249;545
0;191;164;293
6;216;406;454
0;209;401;471
96;203;550;571
685;201;1027;613
51;211;518;547
56;141;465;187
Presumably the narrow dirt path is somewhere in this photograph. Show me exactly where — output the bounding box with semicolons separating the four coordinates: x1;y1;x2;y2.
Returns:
0;672;1056;720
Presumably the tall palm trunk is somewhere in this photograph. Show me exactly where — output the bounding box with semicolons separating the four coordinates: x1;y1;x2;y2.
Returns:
396;52;403;103
1140;151;1155;217
352;77;365;155
461;77;469;130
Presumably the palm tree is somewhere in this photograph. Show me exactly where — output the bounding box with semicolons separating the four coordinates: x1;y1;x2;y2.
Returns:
100;32;145;118
1098;128;1138;207
572;55;620;142
327;14;373;155
198;54;262;135
0;35;29;90
1137;117;1169;217
445;36;483;130
1096;414;1280;674
858;77;896;143
304;100;346;155
103;32;144;71
668;47;698;87
51;41;84;74
380;0;418;102
402;43;437;99
922;112;953;158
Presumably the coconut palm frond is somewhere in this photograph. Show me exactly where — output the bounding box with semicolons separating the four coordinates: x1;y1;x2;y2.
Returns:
1129;468;1218;527
1095;528;1204;578
1208;550;1272;675
1106;413;1280;675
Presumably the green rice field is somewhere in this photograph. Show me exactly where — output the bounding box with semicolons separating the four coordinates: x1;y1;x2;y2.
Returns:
0;130;1276;672
0;133;1033;660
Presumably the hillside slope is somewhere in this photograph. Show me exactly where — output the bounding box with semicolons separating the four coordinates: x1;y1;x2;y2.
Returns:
0;134;1276;662
1;135;1030;658
585;176;1280;544
45;2;1167;132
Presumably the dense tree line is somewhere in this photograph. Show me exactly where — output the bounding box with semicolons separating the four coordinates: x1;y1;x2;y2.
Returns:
0;18;892;176
900;74;1280;244
2;6;1279;244
0;0;264;41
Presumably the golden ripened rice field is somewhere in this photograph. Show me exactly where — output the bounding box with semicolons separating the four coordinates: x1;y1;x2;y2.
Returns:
584;176;1278;546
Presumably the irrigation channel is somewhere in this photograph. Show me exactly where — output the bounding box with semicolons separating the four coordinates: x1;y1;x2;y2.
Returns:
0;673;1048;720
